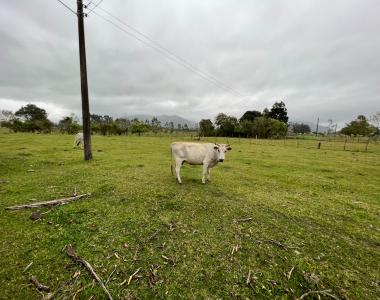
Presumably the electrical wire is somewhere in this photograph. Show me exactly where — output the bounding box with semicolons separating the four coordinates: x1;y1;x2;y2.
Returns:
56;0;77;15
86;0;105;14
96;6;246;98
91;10;246;98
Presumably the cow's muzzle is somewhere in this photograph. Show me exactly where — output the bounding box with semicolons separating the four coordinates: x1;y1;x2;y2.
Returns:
219;159;224;162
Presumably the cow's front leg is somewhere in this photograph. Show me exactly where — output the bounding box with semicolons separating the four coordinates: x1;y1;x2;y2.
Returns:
207;167;212;181
202;163;209;184
175;159;183;184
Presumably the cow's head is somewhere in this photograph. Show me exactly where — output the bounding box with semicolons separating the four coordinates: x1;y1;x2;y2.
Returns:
213;143;232;162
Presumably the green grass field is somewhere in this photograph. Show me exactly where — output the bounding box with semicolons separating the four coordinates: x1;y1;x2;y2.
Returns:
0;132;379;299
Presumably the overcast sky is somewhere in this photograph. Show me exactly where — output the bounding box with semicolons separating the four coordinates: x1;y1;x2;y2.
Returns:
0;0;379;126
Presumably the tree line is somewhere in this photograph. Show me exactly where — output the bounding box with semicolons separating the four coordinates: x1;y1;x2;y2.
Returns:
0;104;191;136
1;103;379;137
199;101;290;138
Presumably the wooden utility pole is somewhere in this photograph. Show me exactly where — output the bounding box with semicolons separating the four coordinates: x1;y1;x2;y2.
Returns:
77;0;92;160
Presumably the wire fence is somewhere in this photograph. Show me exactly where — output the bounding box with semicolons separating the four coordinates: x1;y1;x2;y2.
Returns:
188;135;379;153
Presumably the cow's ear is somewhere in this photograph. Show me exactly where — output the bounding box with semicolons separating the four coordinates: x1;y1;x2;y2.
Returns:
227;146;232;151
214;145;218;150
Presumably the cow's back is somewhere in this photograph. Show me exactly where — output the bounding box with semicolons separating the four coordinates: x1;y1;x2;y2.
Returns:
171;142;213;164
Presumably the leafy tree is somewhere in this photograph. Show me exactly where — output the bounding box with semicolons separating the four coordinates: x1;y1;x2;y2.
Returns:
268;101;288;123
291;122;311;134
0;110;16;130
262;108;270;118
114;118;130;135
239;119;255;137
370;112;380;133
269;118;288;138
251;117;287;138
151;117;161;134
0;110;15;122
240;110;262;122
199;119;215;136
340;115;376;136
326;119;337;135
90;114;113;135
169;121;174;133
14;104;52;132
130;121;149;136
183;124;189;131
15;104;47;121
58;114;81;134
215;113;238;137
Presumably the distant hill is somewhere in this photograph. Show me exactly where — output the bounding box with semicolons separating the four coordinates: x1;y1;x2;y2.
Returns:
128;114;197;129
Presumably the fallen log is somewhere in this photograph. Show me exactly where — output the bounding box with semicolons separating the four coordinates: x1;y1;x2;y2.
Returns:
5;193;90;211
66;245;113;300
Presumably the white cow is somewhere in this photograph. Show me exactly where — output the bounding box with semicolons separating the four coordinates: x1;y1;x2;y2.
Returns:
73;132;84;148
171;142;232;184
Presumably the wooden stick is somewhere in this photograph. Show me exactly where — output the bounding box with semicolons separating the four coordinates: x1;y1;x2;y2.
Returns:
297;289;339;300
5;193;91;210
287;266;295;280
265;239;288;249
233;217;253;223
30;276;50;292
128;267;141;285
147;229;160;242
66;245;113;300
23;262;33;272
246;269;251;285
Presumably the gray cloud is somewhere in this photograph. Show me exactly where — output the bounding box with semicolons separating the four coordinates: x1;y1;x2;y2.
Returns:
0;0;379;126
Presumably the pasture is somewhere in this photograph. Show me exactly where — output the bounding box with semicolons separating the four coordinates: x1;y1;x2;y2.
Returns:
0;132;379;299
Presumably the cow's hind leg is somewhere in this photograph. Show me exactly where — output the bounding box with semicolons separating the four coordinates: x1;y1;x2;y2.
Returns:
175;159;183;184
207;167;212;181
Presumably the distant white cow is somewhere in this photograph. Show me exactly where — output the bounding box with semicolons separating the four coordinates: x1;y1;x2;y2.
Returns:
73;132;84;148
171;142;232;184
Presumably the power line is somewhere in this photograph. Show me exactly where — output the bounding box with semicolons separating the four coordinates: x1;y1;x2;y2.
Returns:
92;11;243;98
87;0;105;14
91;10;246;98
56;0;77;15
96;6;246;98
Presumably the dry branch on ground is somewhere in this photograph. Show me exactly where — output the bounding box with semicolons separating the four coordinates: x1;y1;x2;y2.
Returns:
297;289;339;300
233;217;253;223
30;276;50;292
65;245;113;300
5;193;91;210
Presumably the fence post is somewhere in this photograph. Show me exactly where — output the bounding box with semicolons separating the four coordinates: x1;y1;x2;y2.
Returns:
317;142;321;149
256;135;258;145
